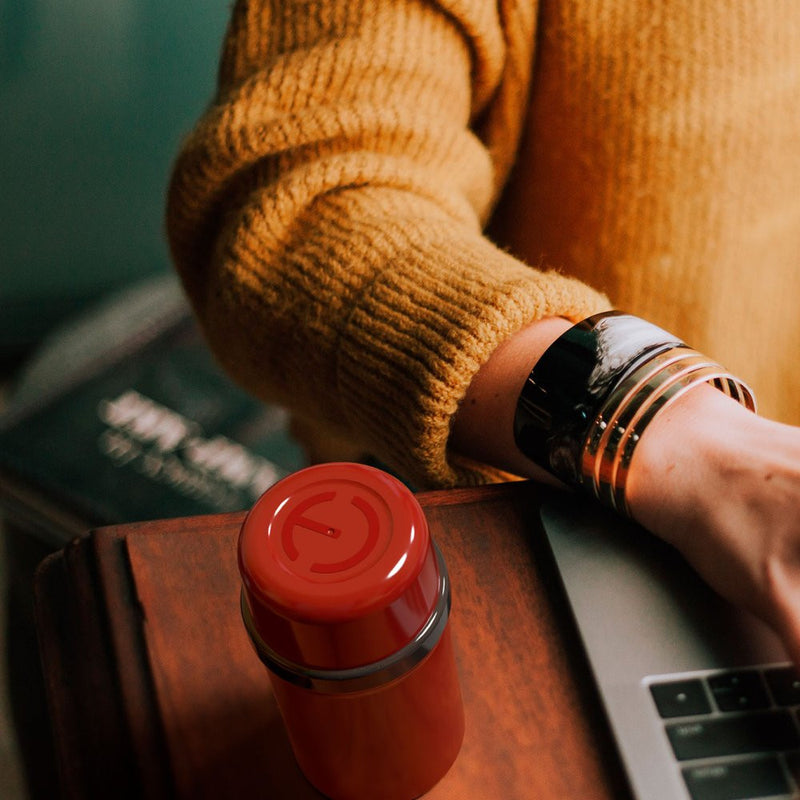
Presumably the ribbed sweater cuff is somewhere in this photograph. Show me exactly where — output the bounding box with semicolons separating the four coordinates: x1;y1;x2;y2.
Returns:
335;218;608;488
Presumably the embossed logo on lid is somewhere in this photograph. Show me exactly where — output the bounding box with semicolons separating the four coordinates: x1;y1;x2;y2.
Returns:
239;462;432;624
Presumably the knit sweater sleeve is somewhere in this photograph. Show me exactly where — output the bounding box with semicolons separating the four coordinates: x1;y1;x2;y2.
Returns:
166;0;608;489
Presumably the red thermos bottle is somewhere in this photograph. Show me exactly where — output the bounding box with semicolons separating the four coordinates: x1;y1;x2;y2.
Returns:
238;462;464;799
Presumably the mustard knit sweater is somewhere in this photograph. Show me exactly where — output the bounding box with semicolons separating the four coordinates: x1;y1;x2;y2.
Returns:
167;0;800;489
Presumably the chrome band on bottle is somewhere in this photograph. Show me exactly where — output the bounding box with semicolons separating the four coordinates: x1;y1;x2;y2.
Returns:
241;543;451;694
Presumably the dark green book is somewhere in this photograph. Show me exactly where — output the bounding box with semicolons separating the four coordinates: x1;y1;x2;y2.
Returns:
0;287;305;545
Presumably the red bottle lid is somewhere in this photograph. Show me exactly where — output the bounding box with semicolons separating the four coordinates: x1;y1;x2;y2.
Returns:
238;462;440;671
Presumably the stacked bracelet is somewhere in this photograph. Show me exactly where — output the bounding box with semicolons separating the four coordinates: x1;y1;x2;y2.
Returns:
513;311;756;516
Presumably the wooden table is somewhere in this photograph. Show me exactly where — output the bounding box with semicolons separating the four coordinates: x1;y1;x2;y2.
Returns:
34;481;632;799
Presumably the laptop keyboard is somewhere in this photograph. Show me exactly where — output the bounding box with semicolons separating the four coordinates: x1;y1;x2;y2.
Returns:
649;666;800;800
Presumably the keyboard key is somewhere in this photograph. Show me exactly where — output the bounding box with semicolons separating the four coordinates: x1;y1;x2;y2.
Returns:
650;680;712;718
765;667;800;706
665;711;800;761
708;671;770;712
682;757;789;800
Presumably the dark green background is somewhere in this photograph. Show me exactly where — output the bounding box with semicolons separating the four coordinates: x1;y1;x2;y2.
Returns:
0;1;229;355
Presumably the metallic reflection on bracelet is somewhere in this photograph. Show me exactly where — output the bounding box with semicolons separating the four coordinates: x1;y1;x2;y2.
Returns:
581;350;756;514
609;368;752;514
513;311;756;517
513;312;685;487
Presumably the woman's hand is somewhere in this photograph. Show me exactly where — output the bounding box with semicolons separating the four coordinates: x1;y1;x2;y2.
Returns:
452;316;800;663
626;384;800;664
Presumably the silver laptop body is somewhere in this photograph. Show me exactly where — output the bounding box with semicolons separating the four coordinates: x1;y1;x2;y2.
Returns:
540;493;796;800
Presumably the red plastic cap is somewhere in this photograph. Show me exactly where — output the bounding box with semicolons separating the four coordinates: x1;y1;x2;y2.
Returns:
239;462;439;669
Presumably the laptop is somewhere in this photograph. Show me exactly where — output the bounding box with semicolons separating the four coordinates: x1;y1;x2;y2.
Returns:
540;493;799;800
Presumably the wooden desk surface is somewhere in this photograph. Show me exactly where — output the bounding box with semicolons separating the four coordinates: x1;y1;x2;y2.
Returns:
35;481;631;799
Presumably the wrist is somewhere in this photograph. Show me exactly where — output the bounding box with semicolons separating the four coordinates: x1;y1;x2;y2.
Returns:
624;383;759;547
512;311;755;514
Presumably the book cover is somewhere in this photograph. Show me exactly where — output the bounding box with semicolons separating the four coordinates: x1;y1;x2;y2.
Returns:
0;318;306;545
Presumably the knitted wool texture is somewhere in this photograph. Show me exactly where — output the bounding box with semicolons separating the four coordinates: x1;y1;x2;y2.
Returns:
168;0;800;488
493;1;800;428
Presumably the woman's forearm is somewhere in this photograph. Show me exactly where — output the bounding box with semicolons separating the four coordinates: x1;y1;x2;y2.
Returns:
453;317;800;664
